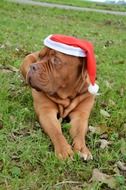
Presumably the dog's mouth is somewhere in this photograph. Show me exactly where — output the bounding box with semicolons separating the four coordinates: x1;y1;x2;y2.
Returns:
29;78;41;91
26;72;41;92
27;73;56;95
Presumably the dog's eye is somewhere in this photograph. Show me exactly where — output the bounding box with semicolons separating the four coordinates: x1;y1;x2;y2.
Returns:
55;57;62;64
51;56;62;66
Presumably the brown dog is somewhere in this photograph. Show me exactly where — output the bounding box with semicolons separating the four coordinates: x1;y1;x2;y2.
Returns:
20;35;97;160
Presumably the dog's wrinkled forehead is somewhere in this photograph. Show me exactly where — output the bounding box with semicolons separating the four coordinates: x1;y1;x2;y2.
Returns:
39;47;83;66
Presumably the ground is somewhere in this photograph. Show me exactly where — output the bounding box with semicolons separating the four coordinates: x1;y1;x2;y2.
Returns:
0;0;126;189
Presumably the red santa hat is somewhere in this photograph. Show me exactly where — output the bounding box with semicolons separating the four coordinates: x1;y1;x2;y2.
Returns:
44;34;99;95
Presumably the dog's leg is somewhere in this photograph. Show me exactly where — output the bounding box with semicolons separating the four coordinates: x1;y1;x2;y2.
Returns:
32;89;73;159
69;95;95;160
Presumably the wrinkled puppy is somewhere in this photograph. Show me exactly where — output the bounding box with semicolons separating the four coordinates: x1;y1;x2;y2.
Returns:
20;34;99;160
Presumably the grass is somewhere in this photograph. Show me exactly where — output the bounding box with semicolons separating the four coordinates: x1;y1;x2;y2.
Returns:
34;0;126;12
0;0;126;189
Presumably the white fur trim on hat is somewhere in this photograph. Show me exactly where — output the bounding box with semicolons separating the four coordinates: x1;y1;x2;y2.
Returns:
44;35;86;57
88;83;99;95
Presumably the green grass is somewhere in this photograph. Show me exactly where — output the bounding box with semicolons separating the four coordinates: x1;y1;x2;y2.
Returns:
0;0;126;189
34;0;126;12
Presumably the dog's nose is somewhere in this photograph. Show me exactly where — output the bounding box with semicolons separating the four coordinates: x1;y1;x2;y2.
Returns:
30;64;37;71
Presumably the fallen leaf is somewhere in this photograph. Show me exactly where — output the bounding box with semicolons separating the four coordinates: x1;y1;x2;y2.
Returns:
113;58;125;64
113;165;120;175
0;68;12;74
100;109;110;118
5;65;19;72
13;128;31;137
0;44;5;49
117;161;126;171
88;126;96;134
10;115;16;122
105;80;112;89
0;64;18;73
108;99;116;106
11;153;20;162
104;40;114;47
15;47;20;52
96;125;112;134
124;123;126;129
89;125;112;135
120;138;126;155
104;20;113;25
8;127;31;141
120;87;124;97
91;168;117;189
99;139;112;149
119;124;126;138
100;133;108;139
101;101;108;108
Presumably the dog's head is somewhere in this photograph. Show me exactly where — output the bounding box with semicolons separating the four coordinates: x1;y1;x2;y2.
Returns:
27;47;86;95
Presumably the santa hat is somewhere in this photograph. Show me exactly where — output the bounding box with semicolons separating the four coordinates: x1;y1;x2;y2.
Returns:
43;34;99;95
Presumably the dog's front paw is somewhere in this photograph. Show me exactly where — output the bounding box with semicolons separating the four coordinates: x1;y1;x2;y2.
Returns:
78;146;93;161
54;142;73;160
73;140;93;161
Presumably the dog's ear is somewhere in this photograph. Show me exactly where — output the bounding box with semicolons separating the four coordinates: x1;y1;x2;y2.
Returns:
81;57;87;81
49;50;63;68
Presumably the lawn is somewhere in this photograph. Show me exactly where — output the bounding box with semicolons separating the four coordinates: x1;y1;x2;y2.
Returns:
0;0;126;189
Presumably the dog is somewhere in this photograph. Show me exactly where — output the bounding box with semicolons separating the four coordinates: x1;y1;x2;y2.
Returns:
20;34;99;160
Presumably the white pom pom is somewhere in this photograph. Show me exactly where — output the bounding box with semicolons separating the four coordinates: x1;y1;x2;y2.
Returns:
88;83;99;95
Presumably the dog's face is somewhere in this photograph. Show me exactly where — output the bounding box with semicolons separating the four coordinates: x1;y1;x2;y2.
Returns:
27;47;85;95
